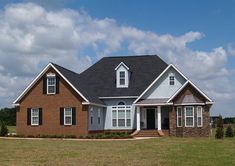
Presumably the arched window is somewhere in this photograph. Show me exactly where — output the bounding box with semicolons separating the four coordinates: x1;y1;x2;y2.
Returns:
118;101;125;105
112;102;131;128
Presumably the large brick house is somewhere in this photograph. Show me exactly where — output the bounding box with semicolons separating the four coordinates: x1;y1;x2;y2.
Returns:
13;55;213;137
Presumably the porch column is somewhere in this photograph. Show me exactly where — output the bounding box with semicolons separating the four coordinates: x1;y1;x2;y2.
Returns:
157;106;161;130
137;106;140;131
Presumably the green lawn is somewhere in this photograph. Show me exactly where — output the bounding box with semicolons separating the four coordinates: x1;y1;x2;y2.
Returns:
0;137;234;166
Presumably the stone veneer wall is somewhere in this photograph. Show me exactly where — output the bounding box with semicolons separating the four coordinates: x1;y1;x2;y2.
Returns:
169;105;211;137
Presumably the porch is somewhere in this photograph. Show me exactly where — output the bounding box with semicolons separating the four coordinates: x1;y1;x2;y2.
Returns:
134;99;171;137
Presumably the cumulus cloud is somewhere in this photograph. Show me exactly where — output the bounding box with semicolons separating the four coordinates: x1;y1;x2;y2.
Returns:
0;2;233;116
228;44;235;56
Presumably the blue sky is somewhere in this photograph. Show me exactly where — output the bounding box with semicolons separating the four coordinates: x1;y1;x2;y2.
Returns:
0;0;234;116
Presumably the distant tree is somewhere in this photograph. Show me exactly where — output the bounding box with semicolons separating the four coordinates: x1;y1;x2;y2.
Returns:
0;107;16;126
225;125;234;137
215;115;224;139
223;117;235;124
0;121;8;136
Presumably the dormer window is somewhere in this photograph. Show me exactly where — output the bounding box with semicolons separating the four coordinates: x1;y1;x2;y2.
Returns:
119;71;125;85
47;74;56;94
169;74;175;86
115;62;129;88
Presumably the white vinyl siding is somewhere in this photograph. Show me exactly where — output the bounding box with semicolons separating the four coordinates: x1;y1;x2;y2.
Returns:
185;106;194;127
64;107;72;125
177;107;182;127
197;106;203;127
112;105;131;127
47;76;56;94
31;108;39;125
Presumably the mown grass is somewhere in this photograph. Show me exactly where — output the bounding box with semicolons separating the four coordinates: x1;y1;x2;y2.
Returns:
0;136;234;166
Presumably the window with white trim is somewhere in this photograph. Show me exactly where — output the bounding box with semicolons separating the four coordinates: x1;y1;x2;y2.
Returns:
119;71;125;85
31;108;39;125
185;106;194;127
64;107;72;125
98;108;101;125
47;75;56;94
177;107;182;127
112;105;131;127
197;106;203;127
169;74;175;85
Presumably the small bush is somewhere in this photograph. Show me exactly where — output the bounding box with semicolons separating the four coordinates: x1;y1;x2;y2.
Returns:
79;135;84;139
0;121;8;136
215;115;224;139
225;125;234;137
64;135;77;139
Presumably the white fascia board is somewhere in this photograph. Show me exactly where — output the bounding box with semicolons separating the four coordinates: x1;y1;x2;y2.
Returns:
187;80;213;102
99;96;138;99
13;63;52;104
13;63;89;104
167;80;213;103
169;64;189;81
206;101;214;105
167;81;189;103
115;62;129;70
134;63;213;104
82;102;106;107
133;64;172;104
174;103;205;106
134;103;173;106
50;64;89;102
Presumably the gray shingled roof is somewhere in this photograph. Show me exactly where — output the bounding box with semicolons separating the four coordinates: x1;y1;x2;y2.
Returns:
53;55;168;104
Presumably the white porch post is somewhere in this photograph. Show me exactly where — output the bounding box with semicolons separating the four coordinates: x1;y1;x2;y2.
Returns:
137;106;140;131
157;106;161;130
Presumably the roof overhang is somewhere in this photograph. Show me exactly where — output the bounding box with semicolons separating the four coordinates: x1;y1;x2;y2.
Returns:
134;103;173;106
99;96;138;99
115;62;129;70
13;63;89;105
82;102;106;107
167;81;213;103
133;64;213;105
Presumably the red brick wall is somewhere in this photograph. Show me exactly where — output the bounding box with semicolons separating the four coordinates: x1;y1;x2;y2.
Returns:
16;67;88;137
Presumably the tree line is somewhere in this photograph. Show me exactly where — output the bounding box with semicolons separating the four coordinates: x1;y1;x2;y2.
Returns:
0;107;16;126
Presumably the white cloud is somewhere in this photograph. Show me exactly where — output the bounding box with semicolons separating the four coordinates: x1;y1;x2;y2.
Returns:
228;44;235;56
0;2;234;116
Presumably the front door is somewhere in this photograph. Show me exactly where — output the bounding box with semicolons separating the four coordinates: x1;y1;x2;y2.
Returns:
147;109;155;129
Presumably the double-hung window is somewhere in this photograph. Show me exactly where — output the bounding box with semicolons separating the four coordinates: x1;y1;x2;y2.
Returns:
197;106;203;127
169;75;175;85
177;107;182;127
31;108;39;125
47;76;56;94
185;106;194;127
119;71;125;85
64;107;72;125
112;105;131;127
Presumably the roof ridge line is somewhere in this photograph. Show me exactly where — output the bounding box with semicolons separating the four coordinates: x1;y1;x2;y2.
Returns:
51;63;80;75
